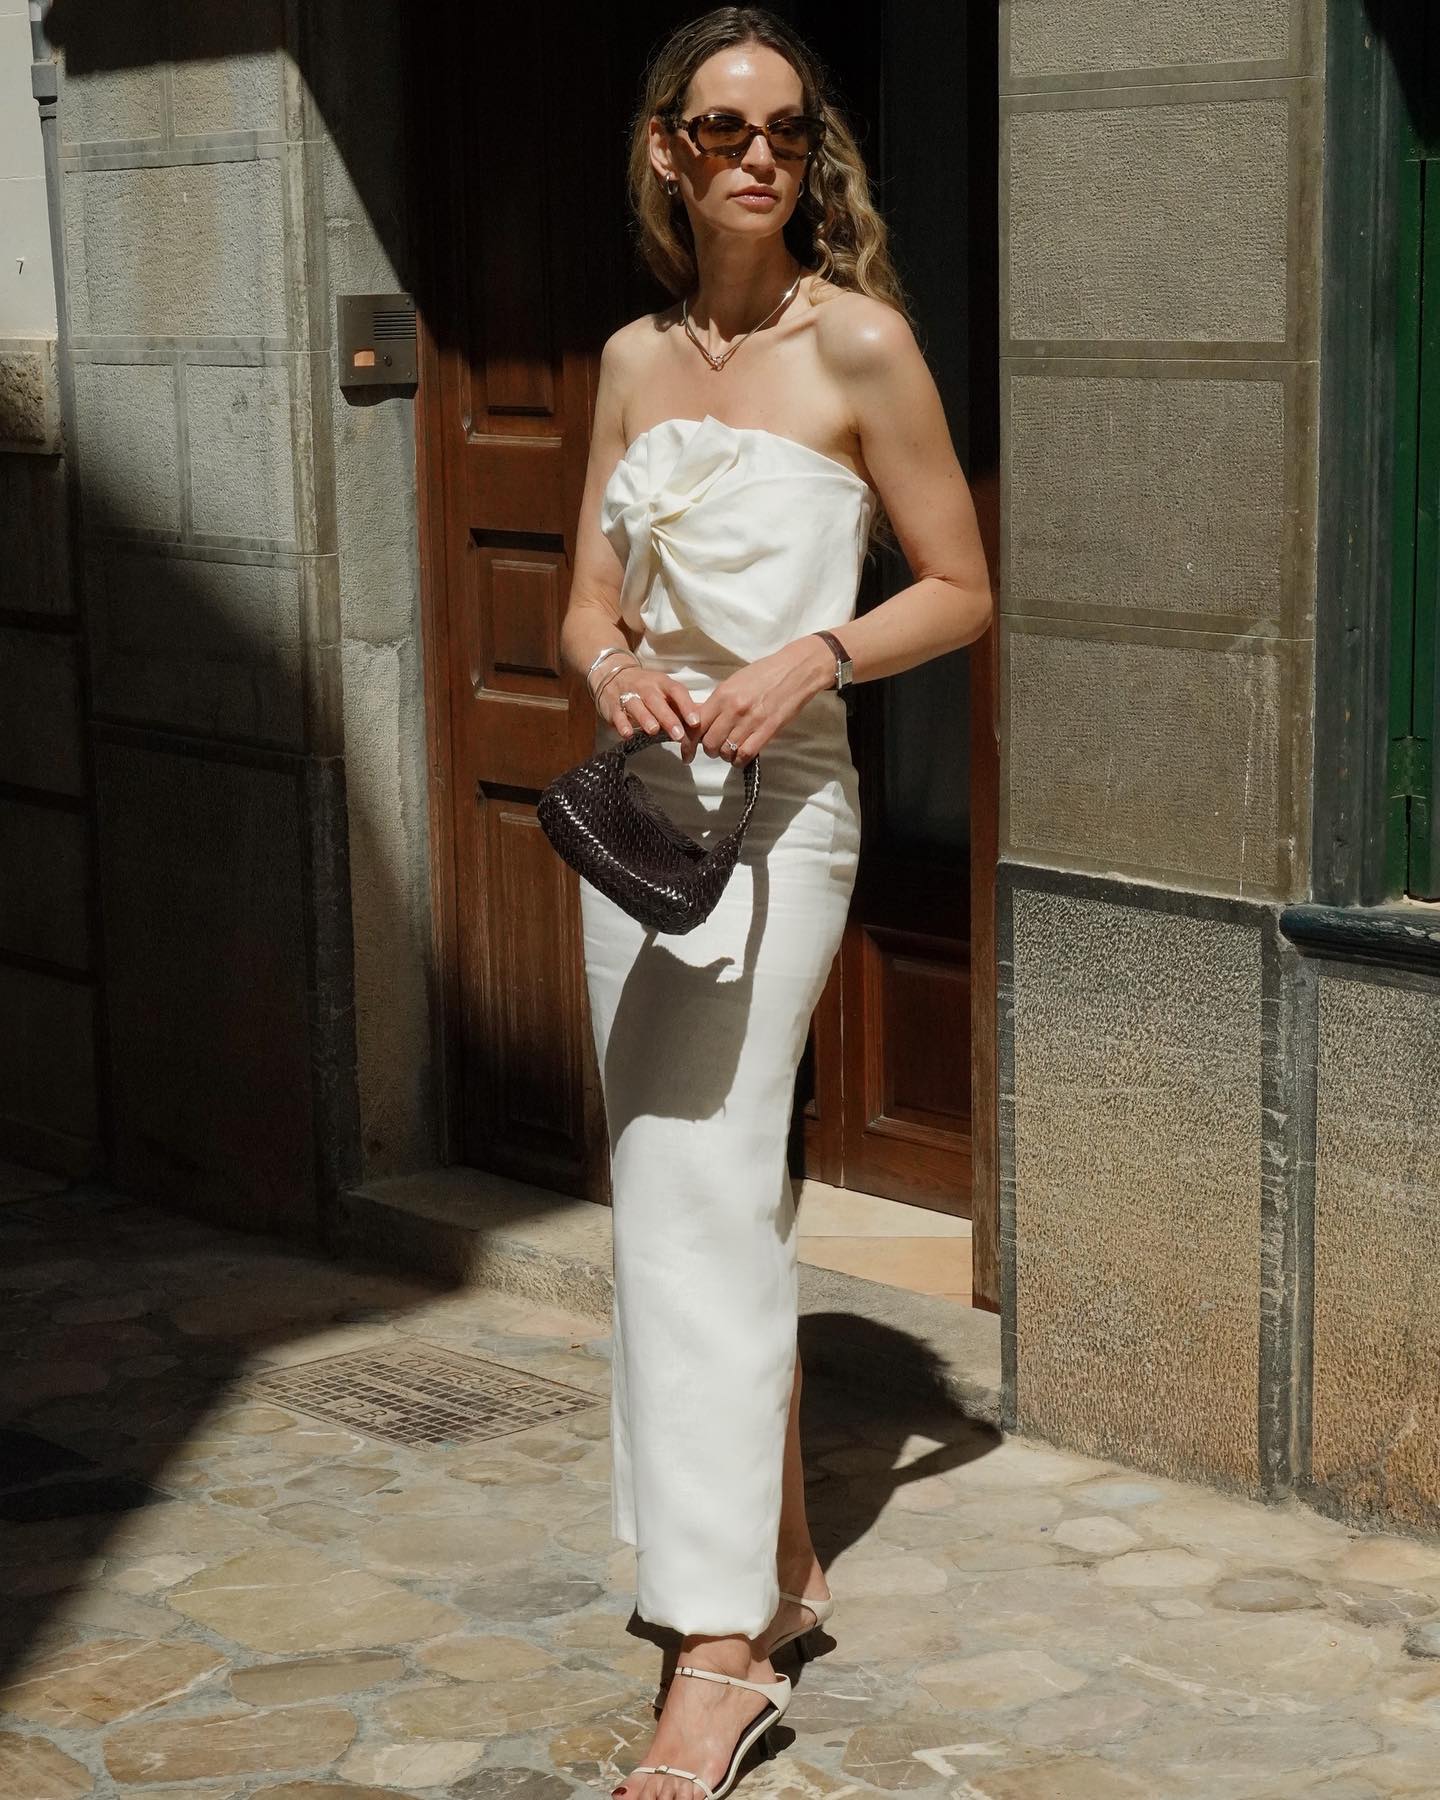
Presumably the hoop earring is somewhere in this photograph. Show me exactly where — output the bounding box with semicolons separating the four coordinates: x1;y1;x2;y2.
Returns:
664;175;679;198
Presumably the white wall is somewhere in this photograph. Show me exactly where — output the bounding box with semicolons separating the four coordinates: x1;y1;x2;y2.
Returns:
0;2;56;334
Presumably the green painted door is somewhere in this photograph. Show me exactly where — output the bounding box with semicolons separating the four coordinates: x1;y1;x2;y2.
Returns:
1388;8;1440;898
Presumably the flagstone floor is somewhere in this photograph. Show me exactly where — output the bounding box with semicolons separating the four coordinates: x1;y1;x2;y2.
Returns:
2;1159;1439;1800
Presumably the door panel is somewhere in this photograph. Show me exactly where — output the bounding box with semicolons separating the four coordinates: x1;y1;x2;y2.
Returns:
842;922;973;1205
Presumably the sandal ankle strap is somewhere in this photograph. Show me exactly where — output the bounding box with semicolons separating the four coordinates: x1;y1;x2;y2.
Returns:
778;1588;833;1617
675;1664;792;1700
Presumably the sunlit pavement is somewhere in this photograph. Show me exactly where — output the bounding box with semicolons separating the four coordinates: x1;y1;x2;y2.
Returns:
2;1160;1439;1800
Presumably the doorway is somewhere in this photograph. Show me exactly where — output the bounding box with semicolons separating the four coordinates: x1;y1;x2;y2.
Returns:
415;3;1000;1304
773;4;1000;1235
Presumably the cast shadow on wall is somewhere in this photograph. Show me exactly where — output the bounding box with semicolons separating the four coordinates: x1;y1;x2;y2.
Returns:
44;0;477;355
0;0;470;1700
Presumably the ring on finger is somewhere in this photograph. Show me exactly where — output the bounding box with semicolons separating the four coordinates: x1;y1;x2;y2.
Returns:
617;691;641;705
721;737;739;758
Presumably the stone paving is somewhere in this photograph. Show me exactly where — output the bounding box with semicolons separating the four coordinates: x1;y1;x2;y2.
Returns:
2;1161;1440;1800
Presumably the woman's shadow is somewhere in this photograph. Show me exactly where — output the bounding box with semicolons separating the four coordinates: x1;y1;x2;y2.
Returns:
639;1321;1001;1719
771;1341;1001;1762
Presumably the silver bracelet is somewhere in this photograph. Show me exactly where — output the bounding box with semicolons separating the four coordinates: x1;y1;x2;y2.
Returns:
592;655;640;702
584;644;630;690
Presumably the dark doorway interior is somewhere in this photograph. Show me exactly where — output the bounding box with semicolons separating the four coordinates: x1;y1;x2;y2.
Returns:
779;3;1001;1227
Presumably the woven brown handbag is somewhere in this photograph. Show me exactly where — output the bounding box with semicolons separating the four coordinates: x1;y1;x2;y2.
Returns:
537;729;761;934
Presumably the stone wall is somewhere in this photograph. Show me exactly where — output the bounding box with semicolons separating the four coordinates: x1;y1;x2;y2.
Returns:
1000;0;1320;897
1307;961;1440;1533
997;1;1333;1491
2;0;436;1229
1001;2;1440;1535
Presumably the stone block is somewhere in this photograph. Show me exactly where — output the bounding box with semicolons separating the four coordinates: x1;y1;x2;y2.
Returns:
171;0;286;137
0;339;61;454
186;362;297;542
333;388;419;642
341;638;432;1174
0;1734;94;1800
322;135;406;302
1005;369;1287;628
89;545;304;745
1008;882;1263;1485
103;1703;357;1785
301;0;412;233
0;798;90;969
172;54;284;138
1004;623;1287;894
58;1;166;145
0;963;98;1145
0;627;84;796
1007;94;1290;345
0;452;71;614
1007;0;1292;82
64;160;285;340
72;360;179;531
1311;971;1440;1529
95;741;317;1234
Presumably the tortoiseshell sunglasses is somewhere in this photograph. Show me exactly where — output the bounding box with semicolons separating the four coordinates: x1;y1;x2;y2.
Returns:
663;110;825;161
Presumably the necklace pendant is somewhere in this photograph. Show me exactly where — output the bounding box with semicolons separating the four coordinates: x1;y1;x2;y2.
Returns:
682;269;802;374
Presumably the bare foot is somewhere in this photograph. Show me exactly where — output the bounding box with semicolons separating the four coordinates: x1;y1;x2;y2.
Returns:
615;1637;782;1800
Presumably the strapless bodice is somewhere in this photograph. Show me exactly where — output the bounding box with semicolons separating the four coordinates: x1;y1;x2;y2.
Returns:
599;414;876;669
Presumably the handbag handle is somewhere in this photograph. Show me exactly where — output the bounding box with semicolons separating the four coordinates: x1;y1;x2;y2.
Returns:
619;730;762;852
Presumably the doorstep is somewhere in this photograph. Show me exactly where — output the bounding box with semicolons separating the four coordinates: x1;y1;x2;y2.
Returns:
336;1166;1003;1427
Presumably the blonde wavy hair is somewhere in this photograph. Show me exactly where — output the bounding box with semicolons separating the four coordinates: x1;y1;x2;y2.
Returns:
627;7;911;321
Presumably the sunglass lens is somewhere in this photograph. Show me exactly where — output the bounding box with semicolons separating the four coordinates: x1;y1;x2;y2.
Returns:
770;121;817;157
696;118;751;152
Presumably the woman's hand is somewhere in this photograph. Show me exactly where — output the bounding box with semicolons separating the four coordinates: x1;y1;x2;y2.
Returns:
597;664;704;761
693;636;837;766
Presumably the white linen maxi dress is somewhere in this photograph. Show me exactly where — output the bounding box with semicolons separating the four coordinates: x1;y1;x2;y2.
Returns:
580;412;874;1637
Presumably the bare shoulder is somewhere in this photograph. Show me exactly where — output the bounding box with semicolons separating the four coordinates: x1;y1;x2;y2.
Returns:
807;283;919;379
603;306;680;372
599;308;680;424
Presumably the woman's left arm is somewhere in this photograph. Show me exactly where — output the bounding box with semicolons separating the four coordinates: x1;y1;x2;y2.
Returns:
816;297;995;681
694;298;993;764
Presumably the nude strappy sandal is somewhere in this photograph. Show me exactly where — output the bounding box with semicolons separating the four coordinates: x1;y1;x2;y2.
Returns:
623;1665;791;1800
765;1587;835;1663
652;1589;834;1711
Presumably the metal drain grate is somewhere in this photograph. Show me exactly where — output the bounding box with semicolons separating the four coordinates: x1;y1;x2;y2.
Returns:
251;1342;603;1447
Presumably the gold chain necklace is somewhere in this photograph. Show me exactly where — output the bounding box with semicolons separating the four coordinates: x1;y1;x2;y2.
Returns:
682;270;803;372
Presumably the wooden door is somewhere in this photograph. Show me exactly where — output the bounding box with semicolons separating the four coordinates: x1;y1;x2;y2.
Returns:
417;4;675;1196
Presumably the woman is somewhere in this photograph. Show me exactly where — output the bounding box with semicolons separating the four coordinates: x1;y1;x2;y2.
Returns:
557;10;993;1798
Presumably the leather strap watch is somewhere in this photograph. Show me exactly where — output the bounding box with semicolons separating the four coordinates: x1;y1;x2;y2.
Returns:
812;628;854;692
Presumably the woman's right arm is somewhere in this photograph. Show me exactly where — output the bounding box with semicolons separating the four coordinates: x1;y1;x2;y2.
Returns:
561;327;702;753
